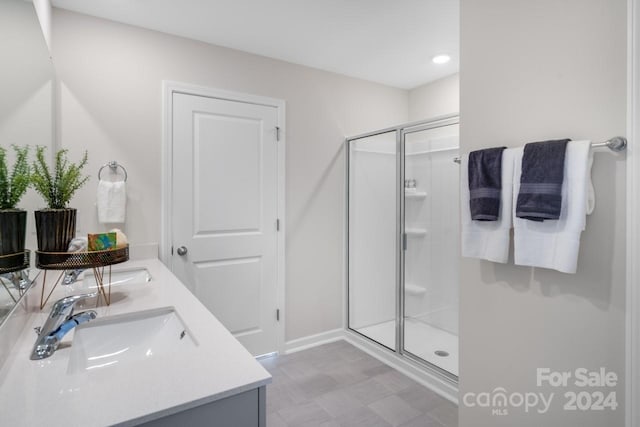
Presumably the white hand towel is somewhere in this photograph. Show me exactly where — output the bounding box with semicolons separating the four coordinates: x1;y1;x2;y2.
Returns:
461;148;516;263
587;153;596;215
97;180;126;223
513;141;592;274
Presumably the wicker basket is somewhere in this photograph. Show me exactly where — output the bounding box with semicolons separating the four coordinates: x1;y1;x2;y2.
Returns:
35;245;129;270
0;250;30;274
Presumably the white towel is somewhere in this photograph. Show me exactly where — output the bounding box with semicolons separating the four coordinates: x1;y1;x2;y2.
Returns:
67;237;87;252
97;180;126;223
461;148;516;263
587;153;596;215
513;140;593;274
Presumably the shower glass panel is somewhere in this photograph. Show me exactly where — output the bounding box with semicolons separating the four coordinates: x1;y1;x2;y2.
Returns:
403;123;459;377
348;130;397;350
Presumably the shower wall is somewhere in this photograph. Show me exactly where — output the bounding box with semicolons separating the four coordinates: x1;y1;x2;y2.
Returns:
348;132;396;348
404;124;460;336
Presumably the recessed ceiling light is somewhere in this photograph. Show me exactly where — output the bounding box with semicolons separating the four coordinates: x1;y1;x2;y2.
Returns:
432;54;451;64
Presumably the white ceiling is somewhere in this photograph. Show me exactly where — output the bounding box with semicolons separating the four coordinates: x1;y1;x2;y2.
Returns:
51;0;459;90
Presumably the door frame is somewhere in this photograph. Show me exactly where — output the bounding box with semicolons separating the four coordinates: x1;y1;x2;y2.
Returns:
161;81;286;355
627;0;639;425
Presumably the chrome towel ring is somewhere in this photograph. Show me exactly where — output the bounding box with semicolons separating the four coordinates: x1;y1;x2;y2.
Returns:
98;161;128;182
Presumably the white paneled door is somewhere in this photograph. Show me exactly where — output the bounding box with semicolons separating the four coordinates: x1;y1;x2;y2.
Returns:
171;92;280;356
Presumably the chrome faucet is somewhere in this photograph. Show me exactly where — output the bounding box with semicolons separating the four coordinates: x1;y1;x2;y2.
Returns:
0;270;31;291
30;293;97;360
63;269;85;285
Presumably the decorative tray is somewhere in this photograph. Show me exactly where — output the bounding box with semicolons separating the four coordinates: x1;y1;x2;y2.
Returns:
0;250;30;274
35;245;129;270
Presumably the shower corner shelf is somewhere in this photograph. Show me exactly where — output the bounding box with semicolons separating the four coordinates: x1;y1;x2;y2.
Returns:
405;283;427;296
405;228;428;236
405;191;427;199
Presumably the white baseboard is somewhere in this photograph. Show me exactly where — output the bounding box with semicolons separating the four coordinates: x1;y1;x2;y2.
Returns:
282;328;459;405
284;328;345;354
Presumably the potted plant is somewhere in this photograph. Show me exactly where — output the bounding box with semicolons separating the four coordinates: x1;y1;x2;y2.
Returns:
0;145;30;257
31;147;89;252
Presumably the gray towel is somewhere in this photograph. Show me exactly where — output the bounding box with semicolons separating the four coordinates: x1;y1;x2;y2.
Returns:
516;139;570;221
468;147;507;221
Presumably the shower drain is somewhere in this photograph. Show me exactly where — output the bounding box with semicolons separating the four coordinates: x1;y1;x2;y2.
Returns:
434;350;450;357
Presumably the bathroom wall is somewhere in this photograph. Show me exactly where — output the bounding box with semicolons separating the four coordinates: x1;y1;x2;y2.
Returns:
408;73;459;121
33;0;53;53
459;1;626;426
51;9;408;342
0;0;54;251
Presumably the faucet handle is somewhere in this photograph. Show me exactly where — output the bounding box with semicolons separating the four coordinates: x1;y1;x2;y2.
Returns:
50;293;98;318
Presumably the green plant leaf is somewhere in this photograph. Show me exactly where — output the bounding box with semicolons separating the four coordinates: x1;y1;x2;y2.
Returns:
0;145;31;209
31;147;89;209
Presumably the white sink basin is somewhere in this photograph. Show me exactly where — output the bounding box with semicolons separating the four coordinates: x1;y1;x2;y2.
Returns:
68;307;197;374
80;267;152;289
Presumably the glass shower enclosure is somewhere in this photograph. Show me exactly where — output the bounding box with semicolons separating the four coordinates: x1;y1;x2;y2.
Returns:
347;115;460;380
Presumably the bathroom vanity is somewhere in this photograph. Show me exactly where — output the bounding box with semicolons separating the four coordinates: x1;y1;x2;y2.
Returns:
0;259;271;426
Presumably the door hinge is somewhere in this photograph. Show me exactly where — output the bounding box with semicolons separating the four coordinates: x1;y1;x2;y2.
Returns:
276;309;280;321
276;126;280;141
171;246;174;255
403;233;407;251
276;218;280;231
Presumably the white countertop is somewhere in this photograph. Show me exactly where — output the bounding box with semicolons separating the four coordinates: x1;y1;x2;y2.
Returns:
0;258;271;426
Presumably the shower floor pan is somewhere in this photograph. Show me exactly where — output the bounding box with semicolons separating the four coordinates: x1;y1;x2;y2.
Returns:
357;318;458;376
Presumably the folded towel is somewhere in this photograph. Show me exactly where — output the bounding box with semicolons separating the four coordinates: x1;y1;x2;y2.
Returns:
468;147;507;221
461;148;516;263
97;180;126;223
67;237;87;252
516;139;570;221
513;141;592;274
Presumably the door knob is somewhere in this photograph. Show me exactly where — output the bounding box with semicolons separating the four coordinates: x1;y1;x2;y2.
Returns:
176;246;188;256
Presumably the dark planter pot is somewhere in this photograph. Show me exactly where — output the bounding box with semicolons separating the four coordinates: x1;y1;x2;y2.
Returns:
0;209;27;255
34;208;77;252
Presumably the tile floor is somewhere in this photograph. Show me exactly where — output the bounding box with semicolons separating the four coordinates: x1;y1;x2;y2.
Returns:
259;340;458;427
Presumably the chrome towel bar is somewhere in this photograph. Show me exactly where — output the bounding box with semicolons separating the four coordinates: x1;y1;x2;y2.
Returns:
98;161;128;182
591;136;627;152
452;136;627;164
